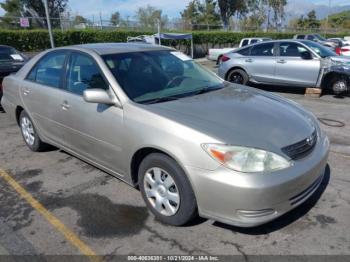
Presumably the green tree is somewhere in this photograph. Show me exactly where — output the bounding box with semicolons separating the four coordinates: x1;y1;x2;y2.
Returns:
245;0;268;30
110;11;121;26
218;0;247;30
306;10;320;29
197;0;221;29
0;0;23;28
136;5;168;29
0;0;68;28
180;0;201;29
267;0;287;30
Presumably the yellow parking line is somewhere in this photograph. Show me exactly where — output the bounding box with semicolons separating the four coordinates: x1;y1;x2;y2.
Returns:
0;169;101;262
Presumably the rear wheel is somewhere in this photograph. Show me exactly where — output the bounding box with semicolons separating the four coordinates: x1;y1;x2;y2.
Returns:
138;153;197;226
19;111;48;152
227;69;249;85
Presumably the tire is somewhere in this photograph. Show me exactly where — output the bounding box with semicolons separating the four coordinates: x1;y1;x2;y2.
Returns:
138;153;197;226
226;69;249;85
330;76;348;95
19;110;48;152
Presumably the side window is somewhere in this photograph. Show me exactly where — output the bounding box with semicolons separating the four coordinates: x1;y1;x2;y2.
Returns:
296;35;305;39
307;35;315;40
251;43;275;57
237;47;250;56
27;52;66;88
241;39;249;47
279;42;308;57
66;53;109;96
250;39;258;44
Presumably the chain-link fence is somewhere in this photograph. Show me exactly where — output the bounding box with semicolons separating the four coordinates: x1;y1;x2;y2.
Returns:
0;15;349;34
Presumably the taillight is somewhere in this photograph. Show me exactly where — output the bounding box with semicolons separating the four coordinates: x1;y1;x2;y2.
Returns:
335;47;341;55
341;48;349;53
221;55;230;62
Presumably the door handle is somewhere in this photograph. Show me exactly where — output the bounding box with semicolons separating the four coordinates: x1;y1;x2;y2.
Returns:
245;59;253;63
277;59;286;64
23;88;30;95
61;101;70;110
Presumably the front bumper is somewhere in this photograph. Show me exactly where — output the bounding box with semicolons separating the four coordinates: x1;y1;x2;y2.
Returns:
185;134;330;227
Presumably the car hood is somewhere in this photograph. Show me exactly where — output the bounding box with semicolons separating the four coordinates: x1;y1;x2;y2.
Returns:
146;86;316;153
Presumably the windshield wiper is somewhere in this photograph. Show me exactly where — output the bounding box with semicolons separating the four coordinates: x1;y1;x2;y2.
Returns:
190;85;224;96
139;96;180;104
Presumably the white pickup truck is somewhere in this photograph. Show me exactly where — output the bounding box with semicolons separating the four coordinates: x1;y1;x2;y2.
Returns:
208;37;271;64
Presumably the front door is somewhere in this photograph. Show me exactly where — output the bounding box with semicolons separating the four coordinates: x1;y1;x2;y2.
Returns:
275;42;320;86
58;51;126;176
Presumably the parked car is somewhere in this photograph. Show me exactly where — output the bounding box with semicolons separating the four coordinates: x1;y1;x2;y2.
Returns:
1;43;329;227
328;37;350;46
218;40;350;94
0;45;28;107
208;38;271;64
294;34;337;49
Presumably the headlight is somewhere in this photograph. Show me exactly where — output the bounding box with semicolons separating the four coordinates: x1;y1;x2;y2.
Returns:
202;144;291;173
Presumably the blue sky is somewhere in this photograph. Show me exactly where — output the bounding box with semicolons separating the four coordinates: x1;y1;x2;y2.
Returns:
0;0;349;19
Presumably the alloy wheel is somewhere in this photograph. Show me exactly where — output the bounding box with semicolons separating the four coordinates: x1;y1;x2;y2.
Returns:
229;73;244;84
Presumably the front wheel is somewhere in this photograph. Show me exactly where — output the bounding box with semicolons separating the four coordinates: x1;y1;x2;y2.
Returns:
226;69;249;85
19;111;48;152
330;76;348;95
138;153;197;226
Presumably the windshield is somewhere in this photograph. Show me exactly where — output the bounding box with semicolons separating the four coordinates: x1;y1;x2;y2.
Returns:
303;41;336;58
0;47;23;62
103;50;224;104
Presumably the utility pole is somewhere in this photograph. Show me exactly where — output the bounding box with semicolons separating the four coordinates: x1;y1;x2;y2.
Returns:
43;0;55;48
157;18;161;45
99;12;103;30
326;0;332;36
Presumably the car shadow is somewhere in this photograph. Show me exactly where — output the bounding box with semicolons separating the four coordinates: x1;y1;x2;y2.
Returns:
212;164;331;235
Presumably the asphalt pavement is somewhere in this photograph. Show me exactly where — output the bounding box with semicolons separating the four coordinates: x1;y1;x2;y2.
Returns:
0;60;349;260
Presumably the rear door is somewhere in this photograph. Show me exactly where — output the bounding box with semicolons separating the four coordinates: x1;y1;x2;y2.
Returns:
275;42;320;86
21;50;69;146
246;42;276;83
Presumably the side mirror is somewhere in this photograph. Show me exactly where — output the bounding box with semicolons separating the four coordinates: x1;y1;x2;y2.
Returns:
83;89;120;106
300;51;312;60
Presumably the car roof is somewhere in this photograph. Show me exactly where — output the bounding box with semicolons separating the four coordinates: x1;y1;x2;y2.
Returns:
239;39;314;47
59;42;174;55
0;45;14;49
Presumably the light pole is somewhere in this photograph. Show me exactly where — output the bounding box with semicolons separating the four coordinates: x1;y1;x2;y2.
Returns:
43;0;55;48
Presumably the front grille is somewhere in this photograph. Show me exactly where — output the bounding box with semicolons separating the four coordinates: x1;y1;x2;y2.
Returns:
289;174;324;206
281;130;317;160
